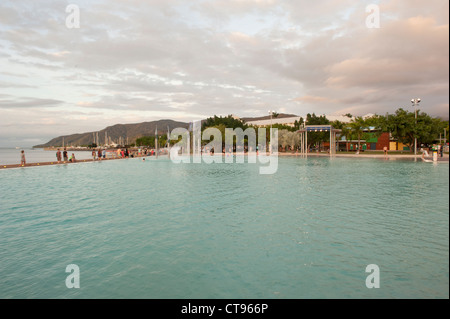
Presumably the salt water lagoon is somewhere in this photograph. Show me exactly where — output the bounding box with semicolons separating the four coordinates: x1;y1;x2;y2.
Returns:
0;156;448;298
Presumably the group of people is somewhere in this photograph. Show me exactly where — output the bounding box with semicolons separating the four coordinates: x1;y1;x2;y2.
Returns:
18;148;75;167
92;149;107;160
56;148;76;162
61;147;156;163
16;146;164;167
91;148;132;160
136;148;156;156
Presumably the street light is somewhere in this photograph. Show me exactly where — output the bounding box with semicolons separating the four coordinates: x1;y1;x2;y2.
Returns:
411;98;421;155
268;110;275;154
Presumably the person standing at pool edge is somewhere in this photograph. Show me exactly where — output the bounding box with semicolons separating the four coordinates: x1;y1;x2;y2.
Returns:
63;148;68;162
56;149;62;163
20;150;26;166
383;146;388;159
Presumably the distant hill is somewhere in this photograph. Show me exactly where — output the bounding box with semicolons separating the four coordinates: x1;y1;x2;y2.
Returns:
34;119;189;148
33;114;300;148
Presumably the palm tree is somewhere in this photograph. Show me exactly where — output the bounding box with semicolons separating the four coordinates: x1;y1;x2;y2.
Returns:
348;116;368;153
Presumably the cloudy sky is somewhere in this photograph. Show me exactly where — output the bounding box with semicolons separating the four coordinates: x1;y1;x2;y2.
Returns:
0;0;448;147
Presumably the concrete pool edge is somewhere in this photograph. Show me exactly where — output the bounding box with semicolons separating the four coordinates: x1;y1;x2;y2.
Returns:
2;152;448;170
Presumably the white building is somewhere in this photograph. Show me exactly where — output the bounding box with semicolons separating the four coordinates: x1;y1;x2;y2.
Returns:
245;116;302;127
244;113;375;127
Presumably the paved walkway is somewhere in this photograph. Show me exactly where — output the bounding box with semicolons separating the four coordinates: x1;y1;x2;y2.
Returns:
1;152;448;170
0;157;129;170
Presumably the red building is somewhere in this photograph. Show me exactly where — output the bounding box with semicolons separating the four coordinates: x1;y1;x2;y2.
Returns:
368;132;390;150
337;132;390;151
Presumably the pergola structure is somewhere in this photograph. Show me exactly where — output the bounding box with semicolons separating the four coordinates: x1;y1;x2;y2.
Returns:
297;125;342;155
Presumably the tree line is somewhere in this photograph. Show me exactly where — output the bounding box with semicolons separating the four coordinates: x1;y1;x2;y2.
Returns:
133;111;448;152
277;110;447;152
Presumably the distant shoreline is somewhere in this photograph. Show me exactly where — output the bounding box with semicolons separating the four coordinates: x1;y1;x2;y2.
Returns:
1;151;448;170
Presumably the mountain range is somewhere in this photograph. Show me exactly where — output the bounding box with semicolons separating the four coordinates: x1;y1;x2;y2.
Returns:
33;119;190;148
33;114;299;148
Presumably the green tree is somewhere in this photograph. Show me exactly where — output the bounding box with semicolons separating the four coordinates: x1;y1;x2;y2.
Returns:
330;120;346;151
287;131;300;150
330;120;344;130
305;113;330;150
135;136;155;147
387;108;445;151
135;134;169;148
278;129;289;151
271;123;297;132
202;123;251;151
348;116;369;153
293;117;304;130
362;114;388;147
445;123;450;143
202;115;248;131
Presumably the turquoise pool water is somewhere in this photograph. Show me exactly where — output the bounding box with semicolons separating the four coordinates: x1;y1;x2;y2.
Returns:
0;157;448;298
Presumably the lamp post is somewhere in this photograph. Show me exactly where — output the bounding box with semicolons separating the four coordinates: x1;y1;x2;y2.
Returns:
445;128;447;151
411;98;421;155
268;110;273;154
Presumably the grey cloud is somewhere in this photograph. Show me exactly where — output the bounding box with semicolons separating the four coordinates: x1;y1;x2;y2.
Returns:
8;58;64;70
0;97;63;108
0;0;447;148
0;5;20;25
0;81;37;88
